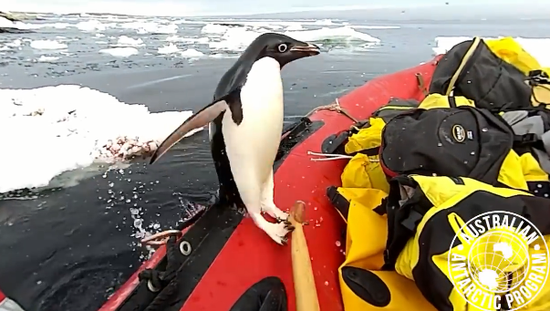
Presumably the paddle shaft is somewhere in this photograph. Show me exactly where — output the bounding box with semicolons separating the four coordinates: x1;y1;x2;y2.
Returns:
290;201;321;311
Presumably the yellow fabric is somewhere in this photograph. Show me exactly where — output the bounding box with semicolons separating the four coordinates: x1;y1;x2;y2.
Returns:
394;175;550;311
335;38;550;311
485;37;550;75
341;154;389;193
338;187;436;311
341;117;390;193
418;93;475;109
344;117;385;154
485;37;550;108
497;150;529;191
521;152;550;182
531;84;550;107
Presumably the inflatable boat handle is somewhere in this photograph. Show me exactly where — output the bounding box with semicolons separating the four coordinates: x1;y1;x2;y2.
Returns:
289;201;321;311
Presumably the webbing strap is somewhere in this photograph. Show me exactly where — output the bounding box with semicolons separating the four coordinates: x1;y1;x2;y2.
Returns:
445;37;482;96
513;133;541;149
326;186;349;222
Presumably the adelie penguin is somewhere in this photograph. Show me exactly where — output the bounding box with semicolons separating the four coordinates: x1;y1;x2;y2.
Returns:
149;33;320;245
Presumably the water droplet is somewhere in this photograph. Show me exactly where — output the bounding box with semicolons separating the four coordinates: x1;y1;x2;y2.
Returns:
463;161;468;164
481;128;488;132
335;241;341;247
545;193;549;198
437;143;443;147
538;184;543;188
470;151;476;155
324;281;329;286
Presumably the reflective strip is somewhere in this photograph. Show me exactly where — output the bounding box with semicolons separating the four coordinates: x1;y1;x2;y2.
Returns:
0;297;25;311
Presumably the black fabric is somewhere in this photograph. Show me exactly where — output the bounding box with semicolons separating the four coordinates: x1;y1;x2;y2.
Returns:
378;174;550;311
357;147;379;157
117;203;207;311
341;266;391;307
528;181;550;199
379;106;514;185
326;186;350;221
321;130;350;155
411;191;550;311
382;176;433;270
430;39;532;111
229;277;288;311
276;118;324;165
138;236;184;292
371;98;419;123
320;98;420;157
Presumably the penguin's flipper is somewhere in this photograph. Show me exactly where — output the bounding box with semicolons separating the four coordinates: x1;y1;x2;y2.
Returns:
149;99;228;164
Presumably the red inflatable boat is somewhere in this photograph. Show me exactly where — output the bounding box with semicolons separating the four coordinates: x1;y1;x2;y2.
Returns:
91;55;441;311
0;290;24;311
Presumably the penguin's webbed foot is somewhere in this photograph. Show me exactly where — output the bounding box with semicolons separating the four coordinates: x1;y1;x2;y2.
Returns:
275;214;290;223
262;204;289;223
263;220;294;246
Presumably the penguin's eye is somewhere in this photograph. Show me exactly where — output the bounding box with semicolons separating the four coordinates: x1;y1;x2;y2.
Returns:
277;43;288;53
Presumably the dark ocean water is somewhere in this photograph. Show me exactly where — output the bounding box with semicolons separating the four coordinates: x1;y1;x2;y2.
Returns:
0;13;548;311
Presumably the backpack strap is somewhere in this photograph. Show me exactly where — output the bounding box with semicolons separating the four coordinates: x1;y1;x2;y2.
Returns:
513;133;546;151
445;37;482;95
326;186;349;222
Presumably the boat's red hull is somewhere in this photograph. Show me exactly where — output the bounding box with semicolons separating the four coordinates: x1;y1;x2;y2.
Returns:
100;56;442;311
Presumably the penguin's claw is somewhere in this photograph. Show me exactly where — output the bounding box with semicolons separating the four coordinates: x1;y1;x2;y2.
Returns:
285;223;295;232
262;220;293;245
262;205;289;222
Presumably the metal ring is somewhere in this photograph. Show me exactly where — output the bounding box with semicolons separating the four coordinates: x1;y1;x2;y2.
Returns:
179;240;192;256
147;280;161;293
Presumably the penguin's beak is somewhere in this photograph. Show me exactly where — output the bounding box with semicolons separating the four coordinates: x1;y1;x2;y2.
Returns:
289;42;320;56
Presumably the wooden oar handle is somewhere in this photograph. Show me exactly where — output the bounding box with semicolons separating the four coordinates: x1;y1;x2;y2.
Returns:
290;200;306;224
289;200;321;311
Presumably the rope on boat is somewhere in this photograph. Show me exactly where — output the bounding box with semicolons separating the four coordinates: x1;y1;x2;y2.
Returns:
307;151;353;161
304;98;359;123
416;72;429;96
141;230;182;246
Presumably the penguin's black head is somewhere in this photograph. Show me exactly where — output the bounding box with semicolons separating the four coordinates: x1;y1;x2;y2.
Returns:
248;32;320;67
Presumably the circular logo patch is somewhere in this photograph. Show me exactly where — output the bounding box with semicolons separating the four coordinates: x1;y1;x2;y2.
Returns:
452;124;466;143
448;210;550;311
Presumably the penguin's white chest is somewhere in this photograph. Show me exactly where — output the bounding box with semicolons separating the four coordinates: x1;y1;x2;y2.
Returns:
222;57;284;182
